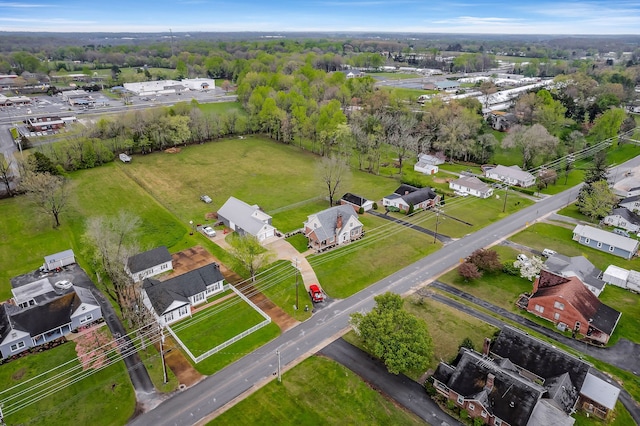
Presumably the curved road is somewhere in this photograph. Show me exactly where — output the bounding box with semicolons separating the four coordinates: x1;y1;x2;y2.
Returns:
130;156;640;426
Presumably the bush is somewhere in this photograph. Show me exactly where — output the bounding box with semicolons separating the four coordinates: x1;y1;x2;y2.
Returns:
473;417;487;426
502;262;520;276
446;400;456;410
423;378;437;396
386;206;400;213
460;409;469;420
358;207;365;214
407;204;414;215
372;202;378;210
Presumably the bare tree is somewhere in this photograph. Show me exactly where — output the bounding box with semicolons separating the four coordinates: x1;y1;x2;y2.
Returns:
502;124;558;169
20;172;69;227
318;154;351;206
0;156;14;196
380;112;419;177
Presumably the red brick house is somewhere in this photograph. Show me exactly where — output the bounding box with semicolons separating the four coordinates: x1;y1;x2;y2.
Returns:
526;271;621;344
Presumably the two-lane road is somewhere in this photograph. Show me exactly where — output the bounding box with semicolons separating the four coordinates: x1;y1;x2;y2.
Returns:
131;157;640;426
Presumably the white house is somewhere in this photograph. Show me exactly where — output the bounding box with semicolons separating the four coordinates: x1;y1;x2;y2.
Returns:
485;164;536;188
126;246;173;283
217;196;276;242
142;263;225;326
42;249;76;272
602;208;640;233
449;176;493;198
619;195;640;213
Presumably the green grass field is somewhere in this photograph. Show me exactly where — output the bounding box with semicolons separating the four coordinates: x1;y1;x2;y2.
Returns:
197;101;246;116
310;214;439;298
0;341;135;426
255;260;312;321
211;356;423;426
172;294;267;356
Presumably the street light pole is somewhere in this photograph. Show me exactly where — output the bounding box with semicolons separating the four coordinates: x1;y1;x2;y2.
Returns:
159;325;168;384
502;185;509;213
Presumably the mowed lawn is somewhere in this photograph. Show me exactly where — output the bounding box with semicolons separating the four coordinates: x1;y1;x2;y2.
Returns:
0;341;135;426
310;214;439;298
171;294;268;356
119;135;399;227
211;356;424;426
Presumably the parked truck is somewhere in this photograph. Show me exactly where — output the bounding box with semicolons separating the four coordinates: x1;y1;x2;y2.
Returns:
308;284;325;303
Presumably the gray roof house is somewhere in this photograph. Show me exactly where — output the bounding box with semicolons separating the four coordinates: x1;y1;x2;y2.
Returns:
602;207;640;233
304;205;363;251
449;176;494;198
618;195;640;213
217;196;276;242
543;254;606;297
0;281;102;359
572;224;639;259
485;164;536;188
126;246;173;283
382;184;441;213
142;263;225;326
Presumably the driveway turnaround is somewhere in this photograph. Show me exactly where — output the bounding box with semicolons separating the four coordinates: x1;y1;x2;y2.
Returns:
320;339;461;426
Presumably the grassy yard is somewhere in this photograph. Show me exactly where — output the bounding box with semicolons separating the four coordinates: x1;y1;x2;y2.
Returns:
257;260;312;321
310;214;439;298
171;294;268;357
285;233;309;253
404;296;499;372
211;356;424;426
0;341;135;426
600;286;640;345
197;101;246;116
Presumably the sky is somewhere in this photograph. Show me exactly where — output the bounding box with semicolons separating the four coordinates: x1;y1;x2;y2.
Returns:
1;0;640;34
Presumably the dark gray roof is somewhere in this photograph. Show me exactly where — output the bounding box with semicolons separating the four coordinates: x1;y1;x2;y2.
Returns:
491;327;591;391
609;207;640;225
341;193;369;207
388;184;438;206
307;205;360;243
544;254;605;291
620;195;640;205
142;263;224;315
10;292;81;336
545;372;579;412
127;246;172;274
438;349;543;426
393;184;420;195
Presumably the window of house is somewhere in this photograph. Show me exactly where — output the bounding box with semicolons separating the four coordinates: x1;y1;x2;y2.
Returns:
597;242;603;248
481;411;487;418
161;263;168;270
535;305;544;313
609;246;615;252
457;395;464;405
179;306;188;316
554;301;564;310
468;403;475;411
193;293;205;303
165;311;174;322
79;314;93;324
495;418;502;426
10;341;25;352
584;238;590;244
554;312;560;320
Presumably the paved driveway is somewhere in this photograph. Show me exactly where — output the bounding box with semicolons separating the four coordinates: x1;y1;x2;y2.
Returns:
264;237;319;291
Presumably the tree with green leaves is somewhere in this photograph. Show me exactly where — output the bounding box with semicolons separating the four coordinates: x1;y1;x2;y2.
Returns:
584;150;609;184
230;234;274;282
577;180;618;222
0;156;14;196
350;292;433;375
589;108;626;142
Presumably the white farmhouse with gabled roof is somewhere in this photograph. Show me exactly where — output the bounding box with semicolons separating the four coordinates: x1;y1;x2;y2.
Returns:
485;164;536;188
217;196;276;242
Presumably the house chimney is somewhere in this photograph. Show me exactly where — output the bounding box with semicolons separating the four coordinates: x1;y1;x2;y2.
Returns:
482;337;491;356
336;213;343;230
485;373;495;392
405;190;410;195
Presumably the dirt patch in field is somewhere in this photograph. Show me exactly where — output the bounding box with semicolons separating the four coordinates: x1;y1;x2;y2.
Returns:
160;336;203;387
11;368;26;380
432;177;450;184
164;147;181;154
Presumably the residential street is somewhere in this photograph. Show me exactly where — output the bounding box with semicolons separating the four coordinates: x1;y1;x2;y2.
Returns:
129;156;640;426
319;338;461;426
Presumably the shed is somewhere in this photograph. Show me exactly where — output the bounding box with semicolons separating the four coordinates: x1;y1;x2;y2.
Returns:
42;249;75;271
602;265;629;288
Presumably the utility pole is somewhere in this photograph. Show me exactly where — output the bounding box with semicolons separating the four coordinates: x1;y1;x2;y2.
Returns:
433;207;442;244
160;325;168;384
292;257;299;311
502;185;509;213
169;29;175;58
276;349;281;382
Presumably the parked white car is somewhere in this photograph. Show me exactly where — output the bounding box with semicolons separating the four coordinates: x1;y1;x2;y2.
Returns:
202;226;216;237
200;195;212;204
517;253;529;264
541;248;557;258
54;280;73;290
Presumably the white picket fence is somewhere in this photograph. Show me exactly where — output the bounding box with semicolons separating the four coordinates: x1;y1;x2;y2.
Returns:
167;284;271;363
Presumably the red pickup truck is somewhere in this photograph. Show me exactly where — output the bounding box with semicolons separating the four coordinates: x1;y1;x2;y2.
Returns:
308;284;325;303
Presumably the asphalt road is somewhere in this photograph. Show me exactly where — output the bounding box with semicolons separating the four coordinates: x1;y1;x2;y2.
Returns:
131;157;640;425
320;339;461;426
